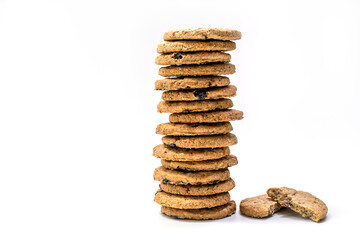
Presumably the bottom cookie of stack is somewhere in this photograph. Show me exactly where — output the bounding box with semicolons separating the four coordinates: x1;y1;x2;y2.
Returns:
161;201;236;220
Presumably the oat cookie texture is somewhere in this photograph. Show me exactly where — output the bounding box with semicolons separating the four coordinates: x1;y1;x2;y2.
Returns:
153;28;242;220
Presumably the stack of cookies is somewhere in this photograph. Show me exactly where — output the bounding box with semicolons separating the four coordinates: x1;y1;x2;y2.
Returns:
153;28;243;220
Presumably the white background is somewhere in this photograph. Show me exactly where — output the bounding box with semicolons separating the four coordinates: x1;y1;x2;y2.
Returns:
1;0;359;239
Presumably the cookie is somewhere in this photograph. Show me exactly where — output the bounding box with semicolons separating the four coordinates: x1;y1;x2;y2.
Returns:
162;85;237;101
163;28;241;41
159;63;235;77
155;76;230;90
154;190;230;209
157;40;236;53
153;166;230;185
156;122;233;136
157;99;233;113
162;133;237;149
153;144;230;161
240;194;282;218
160;178;235;196
170;109;243;123
267;187;328;222
161;200;236;220
161;155;237;171
155;52;231;65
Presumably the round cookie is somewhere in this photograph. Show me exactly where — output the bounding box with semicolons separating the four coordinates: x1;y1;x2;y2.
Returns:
153;166;230;185
160;178;235;196
156;122;233;136
155;52;231;65
267;187;328;222
240;194;282;218
153;144;230;161
155;76;230;91
162;85;237;101
162;133;238;149
154;190;230;209
170;109;243;123
163;28;242;41
161;200;236;220
159;63;235;77
162;133;238;148
157;99;233;113
157;40;236;53
161;155;238;171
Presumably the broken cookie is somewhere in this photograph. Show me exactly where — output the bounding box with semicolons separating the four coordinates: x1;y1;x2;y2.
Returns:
267;187;328;222
240;194;281;218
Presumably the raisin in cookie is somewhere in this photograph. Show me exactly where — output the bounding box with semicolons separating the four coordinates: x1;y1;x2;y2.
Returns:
162;85;237;101
158;99;233;113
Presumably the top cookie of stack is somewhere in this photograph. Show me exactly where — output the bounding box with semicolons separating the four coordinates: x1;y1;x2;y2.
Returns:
153;28;243;220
